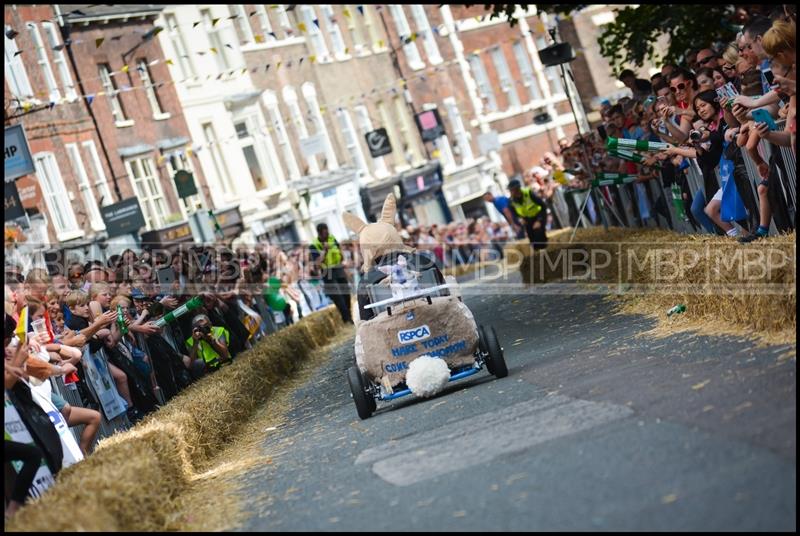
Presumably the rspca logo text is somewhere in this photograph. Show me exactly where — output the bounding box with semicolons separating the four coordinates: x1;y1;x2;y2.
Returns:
398;324;431;343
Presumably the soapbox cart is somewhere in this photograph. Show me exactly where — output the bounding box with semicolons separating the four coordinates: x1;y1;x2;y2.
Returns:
347;268;507;420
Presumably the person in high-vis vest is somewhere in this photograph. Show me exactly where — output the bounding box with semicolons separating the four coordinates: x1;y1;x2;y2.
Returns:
185;314;230;378
508;178;548;250
309;223;352;323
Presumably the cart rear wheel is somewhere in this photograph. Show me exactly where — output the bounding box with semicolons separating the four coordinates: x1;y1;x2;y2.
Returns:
480;325;508;378
348;366;375;419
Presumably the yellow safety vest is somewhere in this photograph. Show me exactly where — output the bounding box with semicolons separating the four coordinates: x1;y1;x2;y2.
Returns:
510;187;543;219
312;236;342;267
186;326;229;368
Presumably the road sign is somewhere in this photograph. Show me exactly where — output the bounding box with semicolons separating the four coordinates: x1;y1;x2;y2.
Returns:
100;198;146;238
365;128;392;158
5;125;35;182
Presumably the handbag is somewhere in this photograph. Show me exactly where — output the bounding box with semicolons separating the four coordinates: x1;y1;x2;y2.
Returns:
719;142;748;222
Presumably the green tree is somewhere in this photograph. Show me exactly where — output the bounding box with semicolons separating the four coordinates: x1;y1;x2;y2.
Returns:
467;4;741;73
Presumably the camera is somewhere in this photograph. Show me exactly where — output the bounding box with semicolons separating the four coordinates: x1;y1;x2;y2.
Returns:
689;129;703;141
195;324;211;335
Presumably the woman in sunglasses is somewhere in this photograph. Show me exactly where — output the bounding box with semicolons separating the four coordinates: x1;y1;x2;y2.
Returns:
659;67;697;143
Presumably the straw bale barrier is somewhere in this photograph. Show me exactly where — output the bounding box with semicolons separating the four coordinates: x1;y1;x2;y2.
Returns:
6;306;344;532
519;228;796;338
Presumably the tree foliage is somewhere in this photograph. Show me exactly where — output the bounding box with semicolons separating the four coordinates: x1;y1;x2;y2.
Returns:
468;4;740;73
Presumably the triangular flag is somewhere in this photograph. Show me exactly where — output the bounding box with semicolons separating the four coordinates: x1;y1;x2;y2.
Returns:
14;50;23;57
96;91;106;97
111;34;123;41
268;31;277;39
286;60;293;68
377;39;384;48
157;155;166;164
344;47;349;55
216;72;224;80
212;17;220;26
297;22;307;33
255;34;265;43
152;26;164;37
228;14;239;20
53;43;65;51
48;101;56;110
209;47;218;54
313;18;319;29
276;61;282;70
193;20;201;28
410;33;417;42
309;55;316;64
343;8;351;18
241;68;248;74
225;43;234;49
298;57;304;65
166;58;174;65
251;66;259;72
357;5;364;15
121;65;130;73
265;64;271;71
6;28;19;40
95;37;105;48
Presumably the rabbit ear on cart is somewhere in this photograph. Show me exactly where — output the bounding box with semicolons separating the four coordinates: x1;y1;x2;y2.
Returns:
379;193;397;224
343;211;367;234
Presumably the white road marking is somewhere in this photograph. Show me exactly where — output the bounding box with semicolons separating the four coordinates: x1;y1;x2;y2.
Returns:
356;395;633;486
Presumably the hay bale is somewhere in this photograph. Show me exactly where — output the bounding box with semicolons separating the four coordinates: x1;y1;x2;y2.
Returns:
517;228;796;343
5;306;345;532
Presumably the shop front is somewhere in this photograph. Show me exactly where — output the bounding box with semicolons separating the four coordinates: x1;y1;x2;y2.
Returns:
396;162;452;227
441;157;496;222
360;176;401;223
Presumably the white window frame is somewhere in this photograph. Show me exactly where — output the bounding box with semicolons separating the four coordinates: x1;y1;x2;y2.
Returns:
345;5;368;56
302;82;338;171
513;40;542;102
409;5;442;65
490;46;521;109
299;5;330;62
231;5;255;43
124;157;168;231
138;59;169;119
81;140;113;207
393;95;422;166
99;63;131;126
5;25;34;100
27;23;60;102
336;108;369;177
202;8;231;72
468;54;497;112
376;99;406;170
276;5;293;37
389;5;424;71
443;96;474;163
65;143;106;231
363;5;386;53
255;5;276;42
234;117;271;192
263;91;301;181
165;13;196;81
202;122;235;196
283;85;320;175
164;149;202;217
320;5;349;60
42;22;76;102
33;152;82;240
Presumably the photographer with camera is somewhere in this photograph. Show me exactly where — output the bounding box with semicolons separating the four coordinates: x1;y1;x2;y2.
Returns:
185;314;231;379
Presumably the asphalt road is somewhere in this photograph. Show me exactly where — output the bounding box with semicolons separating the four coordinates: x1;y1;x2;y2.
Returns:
237;273;796;531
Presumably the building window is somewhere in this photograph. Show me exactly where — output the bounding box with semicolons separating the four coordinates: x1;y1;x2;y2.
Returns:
393;96;422;166
65;143;105;231
345;5;368;55
202;122;234;195
235;119;269;191
231;5;255;43
124;157;168;231
363;5;384;52
354;105;389;178
443;96;474;162
164;150;202;215
42;22;76;101
26;23;60;102
320;5;348;59
81;140;113;206
299;5;330;61
376;100;405;169
255;5;276;42
490;46;521;109
276;5;293;39
513;41;542;102
468;54;497;112
263;91;301;181
409;6;442;65
389;5;424;70
202;8;231;71
283;85;320;175
138;59;167;117
336;108;368;176
5;25;33;99
98;63;128;123
165;13;196;80
33;153;80;237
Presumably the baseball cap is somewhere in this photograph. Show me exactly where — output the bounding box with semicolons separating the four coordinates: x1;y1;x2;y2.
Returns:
508;178;522;190
131;288;146;300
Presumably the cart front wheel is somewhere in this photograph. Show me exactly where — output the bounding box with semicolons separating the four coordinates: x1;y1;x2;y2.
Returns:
480;325;508;378
348;366;375;419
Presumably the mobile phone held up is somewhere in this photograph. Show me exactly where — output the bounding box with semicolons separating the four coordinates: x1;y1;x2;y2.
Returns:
751;108;778;131
762;68;775;88
156;266;177;294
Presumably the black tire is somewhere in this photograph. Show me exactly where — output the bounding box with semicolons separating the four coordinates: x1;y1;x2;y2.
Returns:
347;366;374;419
478;325;493;375
483;325;508;378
